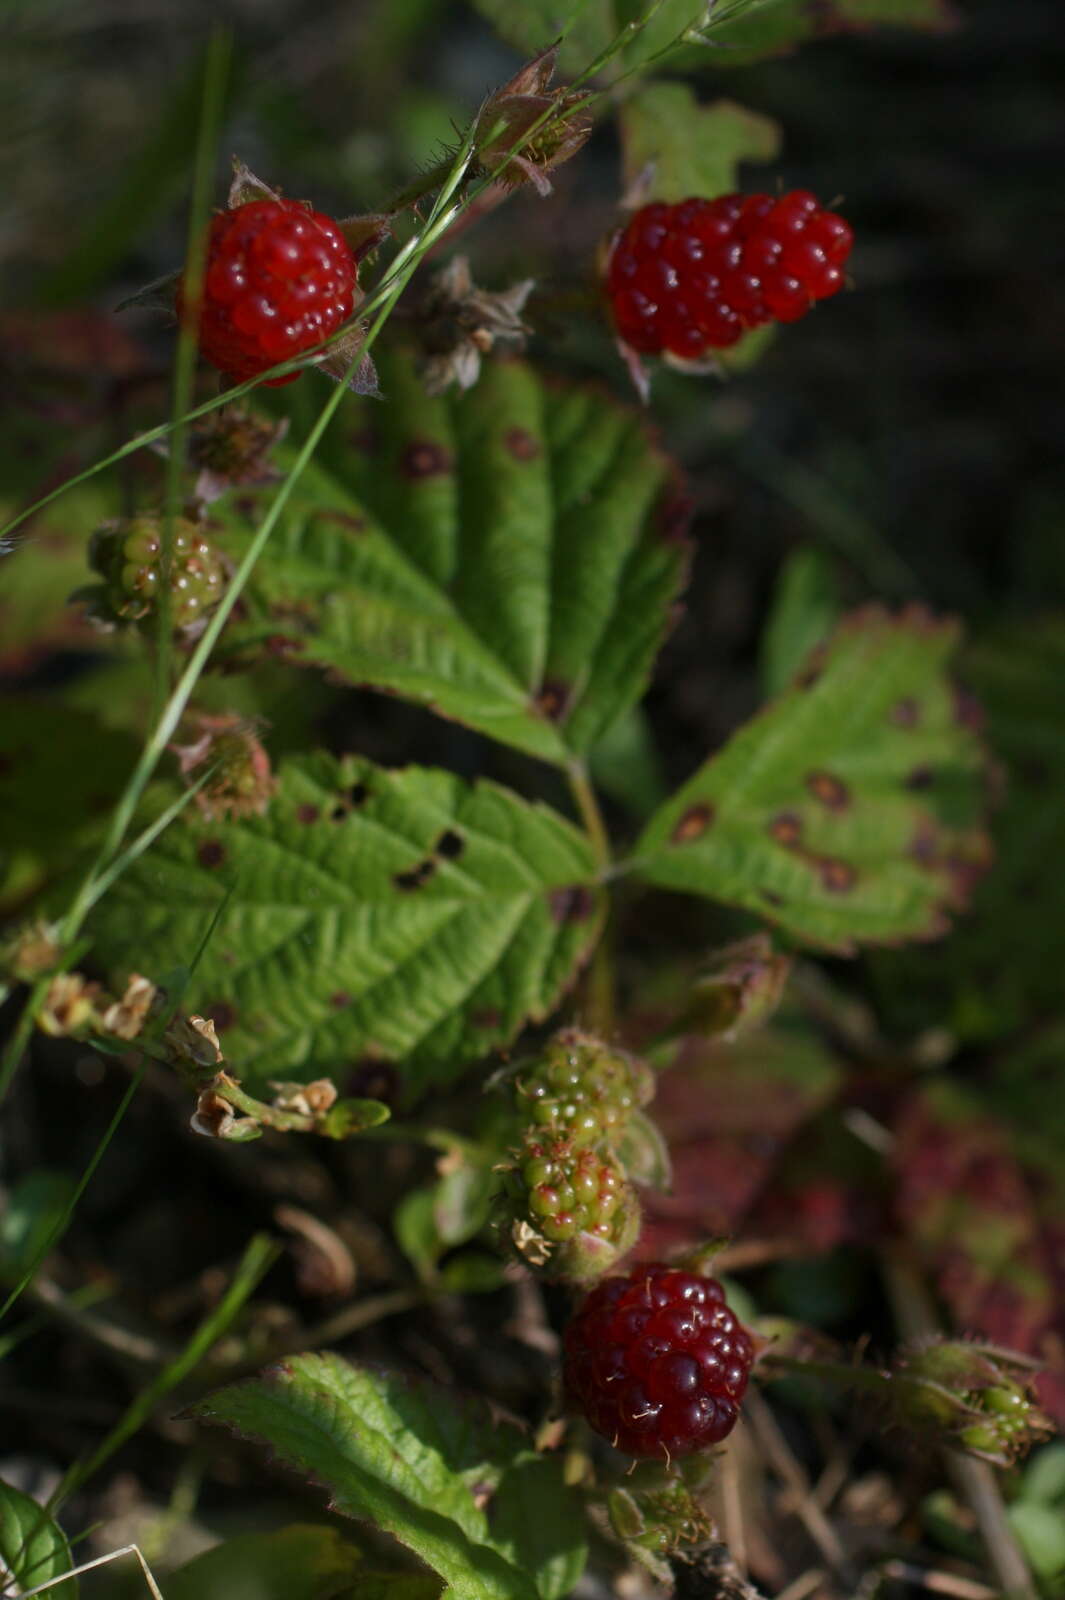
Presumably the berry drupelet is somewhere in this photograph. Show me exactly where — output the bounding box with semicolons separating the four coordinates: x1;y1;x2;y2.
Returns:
564;1264;754;1459
606;190;854;360
177;198;358;387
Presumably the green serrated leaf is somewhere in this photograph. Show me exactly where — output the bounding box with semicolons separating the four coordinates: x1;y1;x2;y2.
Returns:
0;1478;77;1600
87;752;604;1095
619;85;780;203
214;354;688;766
164;1524;366;1600
192;1353;586;1600
629;607;989;951
468;0;709;76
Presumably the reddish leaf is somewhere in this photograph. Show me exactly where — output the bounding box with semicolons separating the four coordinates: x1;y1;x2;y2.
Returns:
892;1082;1065;1423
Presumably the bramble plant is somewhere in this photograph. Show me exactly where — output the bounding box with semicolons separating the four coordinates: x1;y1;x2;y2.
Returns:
1;3;1061;1599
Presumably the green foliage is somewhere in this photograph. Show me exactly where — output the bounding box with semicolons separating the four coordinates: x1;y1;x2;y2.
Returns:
213;353;689;766
619;85;780;203
873;615;1065;1039
467;0;709;77
88;752;604;1095
629;607;989;950
693;0;955;66
164;1525;368;1600
0;1170;77;1282
759;548;841;698
192;1352;587;1600
0;1478;77;1600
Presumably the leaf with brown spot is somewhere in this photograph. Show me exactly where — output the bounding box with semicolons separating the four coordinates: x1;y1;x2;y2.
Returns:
89;752;604;1097
211;350;689;767
628;607;990;951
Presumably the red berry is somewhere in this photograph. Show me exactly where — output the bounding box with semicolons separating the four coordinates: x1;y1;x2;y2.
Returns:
605;190;853;360
563;1264;754;1459
177;198;358;387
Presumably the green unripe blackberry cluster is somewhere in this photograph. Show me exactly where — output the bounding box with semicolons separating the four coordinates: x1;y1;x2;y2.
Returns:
502;1028;653;1283
86;515;225;632
892;1338;1052;1467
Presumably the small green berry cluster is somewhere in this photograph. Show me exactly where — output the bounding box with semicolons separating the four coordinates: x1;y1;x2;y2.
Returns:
892;1338;1052;1467
502;1028;653;1283
83;515;225;632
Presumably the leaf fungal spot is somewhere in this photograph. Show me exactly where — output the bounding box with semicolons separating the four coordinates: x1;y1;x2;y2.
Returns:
197;839;227;869
205;999;239;1030
806;771;850;810
549;885;595;923
534;679;572;721
655;486;694;546
394;858;436;891
472;1007;502;1030
818;857;858;893
905;766;935;791
503;426;541;461
671;803;714;844
769;811;803;846
435;829;465;860
296;803;320;824
401;439;453;478
890;696;920;727
330;991;353;1009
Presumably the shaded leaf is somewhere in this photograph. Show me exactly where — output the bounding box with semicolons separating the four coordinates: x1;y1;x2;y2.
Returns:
467;0;709;77
0;1478;77;1600
0;699;137;854
637;1020;842;1259
629;606;989;951
192;1352;585;1600
696;0;956;67
0;1170;77;1282
619;86;780;204
759;547;841;698
874;616;1065;1039
214;352;689;766
88;752;604;1096
164;1524;366;1600
892;1081;1065;1424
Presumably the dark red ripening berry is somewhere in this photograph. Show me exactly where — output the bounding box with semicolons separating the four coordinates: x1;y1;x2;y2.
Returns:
605;191;853;360
176;198;358;387
563;1264;754;1459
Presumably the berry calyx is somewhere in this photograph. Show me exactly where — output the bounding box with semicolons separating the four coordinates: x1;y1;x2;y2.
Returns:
605;190;854;361
563;1264;754;1459
177;198;358;387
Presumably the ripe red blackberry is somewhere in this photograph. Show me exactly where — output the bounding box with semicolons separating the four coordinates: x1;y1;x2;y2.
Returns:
563;1264;754;1458
177;198;358;387
606;190;853;360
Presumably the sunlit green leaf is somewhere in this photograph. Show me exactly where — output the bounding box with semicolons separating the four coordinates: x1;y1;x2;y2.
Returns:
214;353;689;767
192;1353;586;1600
89;752;603;1095
629;607;989;951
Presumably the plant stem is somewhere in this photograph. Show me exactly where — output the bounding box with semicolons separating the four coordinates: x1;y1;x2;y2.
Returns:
883;1250;1037;1600
566;760;611;870
566;761;617;1034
